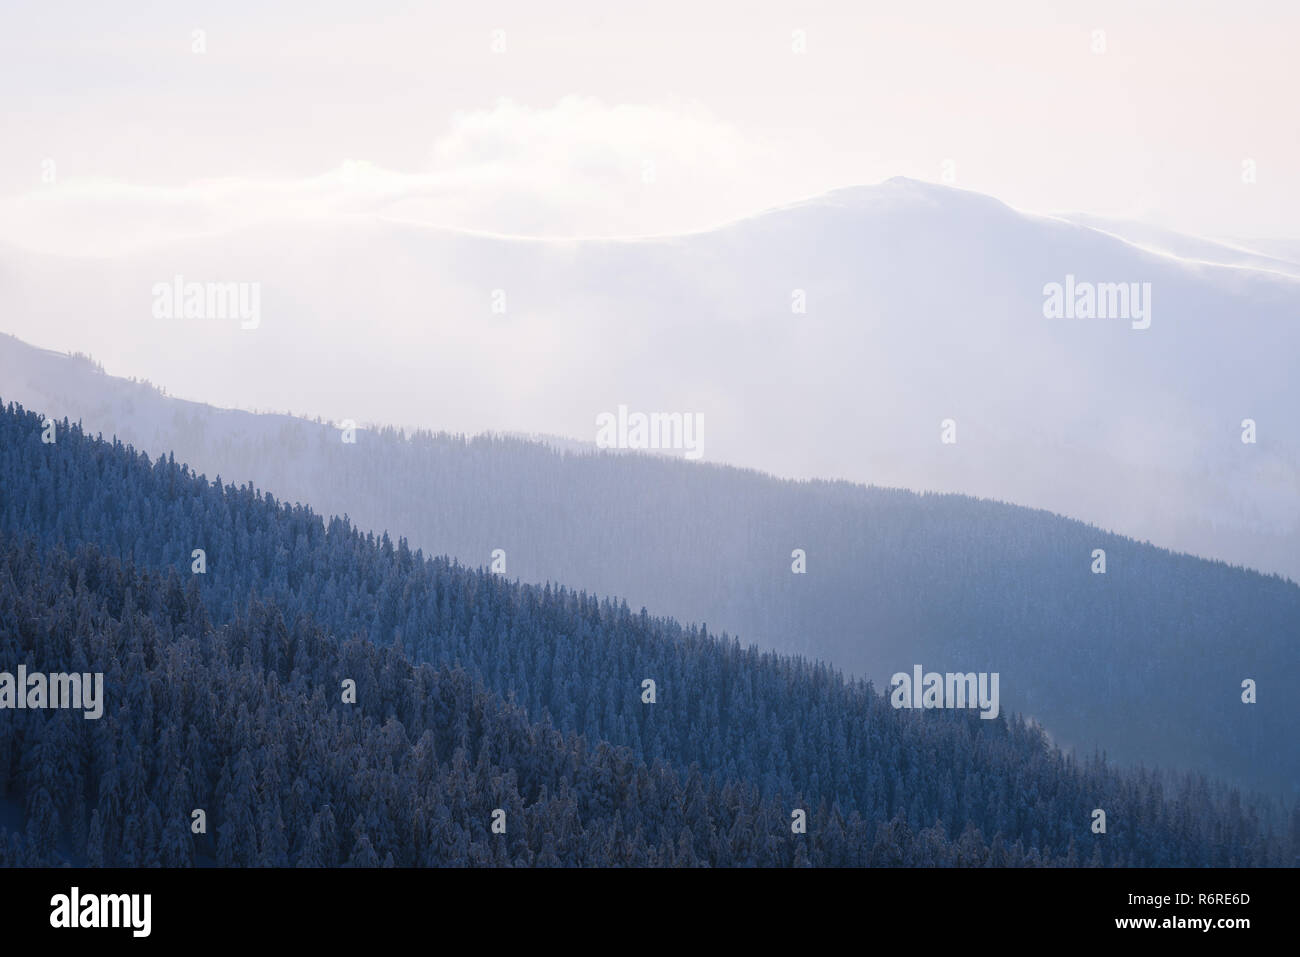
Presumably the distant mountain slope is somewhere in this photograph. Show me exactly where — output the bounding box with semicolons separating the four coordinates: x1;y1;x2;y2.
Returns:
3;344;1297;796
1;177;1297;582
1049;213;1300;278
0;401;1289;866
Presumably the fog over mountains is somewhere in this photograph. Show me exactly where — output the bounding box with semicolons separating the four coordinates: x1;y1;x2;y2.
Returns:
3;332;1296;795
3;178;1297;583
6;0;1299;886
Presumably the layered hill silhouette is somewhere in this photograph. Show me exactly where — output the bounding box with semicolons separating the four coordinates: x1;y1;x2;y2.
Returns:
2;335;1296;796
0;401;1291;865
2;177;1297;581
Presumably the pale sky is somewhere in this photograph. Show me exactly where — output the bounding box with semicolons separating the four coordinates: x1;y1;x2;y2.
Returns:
2;0;1296;253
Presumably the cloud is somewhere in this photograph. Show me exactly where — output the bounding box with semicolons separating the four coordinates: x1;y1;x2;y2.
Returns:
0;98;789;255
416;97;767;234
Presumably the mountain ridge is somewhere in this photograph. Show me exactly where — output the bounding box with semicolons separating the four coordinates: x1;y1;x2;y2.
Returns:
3;332;1295;796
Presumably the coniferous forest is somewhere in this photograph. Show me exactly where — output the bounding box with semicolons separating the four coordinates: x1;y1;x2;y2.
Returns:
3;336;1293;796
1;402;1294;866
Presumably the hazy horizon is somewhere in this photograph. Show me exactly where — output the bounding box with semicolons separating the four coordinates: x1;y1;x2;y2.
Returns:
4;1;1300;258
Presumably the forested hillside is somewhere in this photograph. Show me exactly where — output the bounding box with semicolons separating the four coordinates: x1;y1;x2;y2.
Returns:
3;344;1295;794
0;401;1293;865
